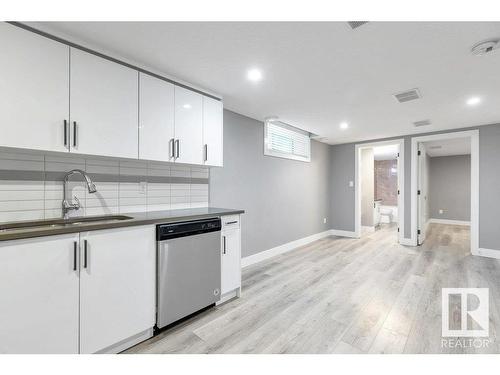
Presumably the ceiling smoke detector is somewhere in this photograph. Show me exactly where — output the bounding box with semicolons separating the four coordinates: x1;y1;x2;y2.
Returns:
471;39;500;56
347;21;368;30
413;119;431;127
393;88;421;103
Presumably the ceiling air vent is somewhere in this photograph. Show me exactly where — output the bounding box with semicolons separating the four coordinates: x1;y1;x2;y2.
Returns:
393;88;421;103
429;145;442;150
413;119;431;127
471;39;500;56
347;21;368;30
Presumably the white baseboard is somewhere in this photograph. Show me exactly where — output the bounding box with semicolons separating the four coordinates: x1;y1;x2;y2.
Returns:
399;238;416;246
330;229;358;238
241;230;333;268
477;248;500;259
429;218;470;226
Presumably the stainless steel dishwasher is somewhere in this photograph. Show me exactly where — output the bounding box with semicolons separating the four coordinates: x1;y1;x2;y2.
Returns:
156;217;221;329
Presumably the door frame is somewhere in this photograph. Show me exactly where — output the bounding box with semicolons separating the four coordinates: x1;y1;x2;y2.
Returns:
410;130;479;253
355;139;405;243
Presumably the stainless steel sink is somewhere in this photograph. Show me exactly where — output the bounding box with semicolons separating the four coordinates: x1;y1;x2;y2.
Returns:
0;215;134;232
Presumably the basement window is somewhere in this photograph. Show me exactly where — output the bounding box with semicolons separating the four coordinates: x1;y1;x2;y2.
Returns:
264;120;311;162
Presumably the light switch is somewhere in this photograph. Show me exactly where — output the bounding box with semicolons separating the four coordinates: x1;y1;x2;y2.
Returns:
139;181;147;194
349;180;354;187
439;209;444;215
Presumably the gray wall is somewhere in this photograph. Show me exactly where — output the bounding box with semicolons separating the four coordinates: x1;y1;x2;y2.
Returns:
429;155;471;221
479;124;500;250
330;143;355;231
329;123;500;251
210;110;331;258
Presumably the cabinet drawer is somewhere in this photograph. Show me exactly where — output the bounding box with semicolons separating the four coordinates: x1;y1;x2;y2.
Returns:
221;215;240;230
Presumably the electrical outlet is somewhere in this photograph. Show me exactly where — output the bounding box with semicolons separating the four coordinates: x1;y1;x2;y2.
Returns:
323;218;327;224
439;209;444;215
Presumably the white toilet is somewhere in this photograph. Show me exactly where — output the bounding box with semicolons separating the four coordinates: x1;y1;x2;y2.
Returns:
380;207;393;224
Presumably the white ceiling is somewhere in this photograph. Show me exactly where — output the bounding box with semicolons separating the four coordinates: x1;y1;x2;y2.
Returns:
424;137;471;157
27;21;500;145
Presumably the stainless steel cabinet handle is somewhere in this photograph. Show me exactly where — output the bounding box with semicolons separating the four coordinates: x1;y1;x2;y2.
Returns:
225;221;238;225
64;120;68;147
73;241;78;271
73;121;77;147
83;239;88;268
169;138;175;159
223;236;226;255
204;144;208;162
175;139;180;159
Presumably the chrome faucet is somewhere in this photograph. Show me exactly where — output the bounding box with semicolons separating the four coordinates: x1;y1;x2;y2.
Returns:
62;169;97;219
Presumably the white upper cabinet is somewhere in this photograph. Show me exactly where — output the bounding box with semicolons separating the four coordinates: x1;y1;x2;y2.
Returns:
139;73;175;162
0;25;223;166
0;23;70;152
174;86;203;165
79;226;156;354
202;96;224;167
0;234;80;354
70;48;139;159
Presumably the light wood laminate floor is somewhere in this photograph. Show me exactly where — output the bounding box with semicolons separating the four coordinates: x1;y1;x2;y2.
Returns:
126;224;500;354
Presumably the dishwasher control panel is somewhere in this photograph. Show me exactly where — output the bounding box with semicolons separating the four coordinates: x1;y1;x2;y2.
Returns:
156;217;221;241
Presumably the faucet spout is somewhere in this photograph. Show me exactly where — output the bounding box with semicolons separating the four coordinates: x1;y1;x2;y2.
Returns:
62;169;98;219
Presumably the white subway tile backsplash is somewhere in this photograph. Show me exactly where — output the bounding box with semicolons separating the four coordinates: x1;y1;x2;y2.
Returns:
0;200;44;211
0;210;45;222
0;181;44;191
0;190;44;201
0;152;210;223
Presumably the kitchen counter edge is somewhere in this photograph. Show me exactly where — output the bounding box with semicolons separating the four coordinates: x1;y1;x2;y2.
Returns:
0;208;245;242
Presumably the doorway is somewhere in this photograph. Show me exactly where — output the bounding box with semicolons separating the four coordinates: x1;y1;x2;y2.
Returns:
411;130;479;254
355;139;405;243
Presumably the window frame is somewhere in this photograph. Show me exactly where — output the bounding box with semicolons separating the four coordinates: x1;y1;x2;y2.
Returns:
263;120;311;162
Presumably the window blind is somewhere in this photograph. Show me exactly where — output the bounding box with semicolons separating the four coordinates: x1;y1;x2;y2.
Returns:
264;121;311;162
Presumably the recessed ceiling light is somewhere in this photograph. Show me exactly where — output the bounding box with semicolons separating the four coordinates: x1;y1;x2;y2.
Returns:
340;122;349;130
466;97;481;106
247;68;263;82
183;104;192;109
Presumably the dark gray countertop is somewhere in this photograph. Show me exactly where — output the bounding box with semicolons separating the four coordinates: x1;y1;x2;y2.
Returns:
0;207;244;242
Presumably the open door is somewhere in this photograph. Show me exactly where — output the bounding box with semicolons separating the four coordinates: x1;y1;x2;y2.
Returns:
417;143;429;245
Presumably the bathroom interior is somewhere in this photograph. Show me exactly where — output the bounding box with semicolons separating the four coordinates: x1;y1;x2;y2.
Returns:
361;144;400;235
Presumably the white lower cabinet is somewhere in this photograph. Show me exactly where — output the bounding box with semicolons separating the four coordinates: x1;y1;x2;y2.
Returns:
0;234;80;354
0;226;156;354
79;226;156;353
221;215;242;298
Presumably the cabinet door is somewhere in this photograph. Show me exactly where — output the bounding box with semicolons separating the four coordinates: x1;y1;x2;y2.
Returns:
174;86;203;165
0;234;80;353
0;23;70;152
221;228;241;295
202;96;223;167
139;73;175;162
70;48;139;159
79;226;155;353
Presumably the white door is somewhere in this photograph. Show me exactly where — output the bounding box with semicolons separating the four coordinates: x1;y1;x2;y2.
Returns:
0;23;70;152
139;73;175;162
174;86;203;165
221;228;241;295
79;226;156;353
202;96;224;167
70;48;139;159
0;234;80;353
